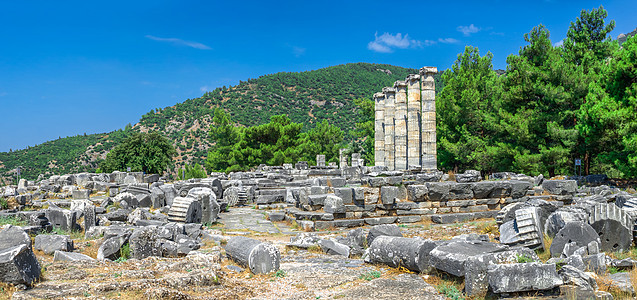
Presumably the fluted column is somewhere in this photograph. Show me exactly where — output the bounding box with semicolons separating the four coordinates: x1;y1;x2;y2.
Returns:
406;74;421;169
420;67;438;171
394;80;408;170
374;92;385;167
383;87;396;171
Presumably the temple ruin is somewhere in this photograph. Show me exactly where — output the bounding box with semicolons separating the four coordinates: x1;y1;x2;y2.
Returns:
374;67;437;171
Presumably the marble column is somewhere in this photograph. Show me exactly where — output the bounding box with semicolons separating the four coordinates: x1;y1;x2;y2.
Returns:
394;80;408;170
420;67;438;171
382;87;396;171
373;92;385;167
339;148;348;169
406;74;421;169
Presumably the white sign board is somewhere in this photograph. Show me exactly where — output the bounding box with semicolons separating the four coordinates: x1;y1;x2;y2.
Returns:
575;159;581;166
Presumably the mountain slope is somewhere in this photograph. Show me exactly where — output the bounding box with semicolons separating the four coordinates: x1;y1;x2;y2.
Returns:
0;63;442;182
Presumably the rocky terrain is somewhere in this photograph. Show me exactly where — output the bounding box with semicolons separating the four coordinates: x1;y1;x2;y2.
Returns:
2;162;637;299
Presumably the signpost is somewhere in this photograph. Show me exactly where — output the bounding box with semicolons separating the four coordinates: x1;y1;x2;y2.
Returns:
574;158;582;177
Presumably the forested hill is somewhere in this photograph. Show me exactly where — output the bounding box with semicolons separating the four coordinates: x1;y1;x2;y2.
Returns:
0;63;440;182
135;63;443;167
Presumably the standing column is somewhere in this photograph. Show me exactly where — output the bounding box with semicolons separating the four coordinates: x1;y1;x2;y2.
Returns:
406;74;421;169
383;87;396;171
394;80;408;171
374;92;385;167
420;67;438;171
339;148;348;169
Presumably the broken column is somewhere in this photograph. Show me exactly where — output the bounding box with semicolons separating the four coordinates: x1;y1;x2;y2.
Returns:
316;155;326;167
394;80;408;170
383;87;396;171
351;153;361;167
339;148;348;169
225;236;280;274
374;92;385;167
407;74;421;168
420;67;437;171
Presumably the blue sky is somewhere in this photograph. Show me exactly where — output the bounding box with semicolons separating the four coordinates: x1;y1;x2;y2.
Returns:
1;1;636;152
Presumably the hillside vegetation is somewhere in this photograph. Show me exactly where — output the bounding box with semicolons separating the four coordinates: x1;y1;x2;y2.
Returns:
0;63;438;182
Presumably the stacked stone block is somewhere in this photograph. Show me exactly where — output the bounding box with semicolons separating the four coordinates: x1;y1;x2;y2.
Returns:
374;66;437;171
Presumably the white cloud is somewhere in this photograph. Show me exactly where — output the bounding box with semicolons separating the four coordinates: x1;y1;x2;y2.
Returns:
438;38;459;44
292;46;306;57
457;24;480;36
368;32;423;53
145;35;211;50
200;86;209;92
553;39;564;47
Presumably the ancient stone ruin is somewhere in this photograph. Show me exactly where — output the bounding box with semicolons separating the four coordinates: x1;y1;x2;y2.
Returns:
1;66;637;299
374;67;438;171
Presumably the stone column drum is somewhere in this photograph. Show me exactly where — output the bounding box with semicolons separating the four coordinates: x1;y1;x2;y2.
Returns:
374;92;385;167
383;87;396;171
406;74;422;169
316;155;326;167
420;67;438;171
339;148;348;169
394;80;408;170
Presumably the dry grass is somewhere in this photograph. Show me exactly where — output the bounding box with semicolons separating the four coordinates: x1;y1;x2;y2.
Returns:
447;171;456;181
0;282;17;300
536;233;554;262
595;272;633;298
78;239;101;259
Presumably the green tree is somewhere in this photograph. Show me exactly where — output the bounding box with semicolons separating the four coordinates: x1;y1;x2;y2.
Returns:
562;5;619;174
298;119;344;164
578;35;637;177
436;46;501;173
179;163;207;180
351;97;374;165
205;108;241;172
498;25;579;177
100;131;175;174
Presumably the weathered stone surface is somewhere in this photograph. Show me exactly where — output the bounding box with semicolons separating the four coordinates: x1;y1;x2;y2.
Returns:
380;186;399;204
589;203;632;252
53;250;95;262
407;185;428;202
115;192;138;209
318;239;350;257
167;197;202;224
472;181;496;199
542;180;577;195
430;241;509;277
464;247;539;297
367;224;402;245
448;183;474;200
45;208;77;231
288;233;320;249
426;183;449;201
225;236;280;274
455;170;481;183
608;272;635;294
0;244;41;286
187;187;220;224
488;263;562;293
544;207;588;237
34;234;73;255
559;265;597;291
364;217;397;226
129;226;160;259
97;235;128;261
0;225;32;250
368;236;438;273
582;253;607;273
333;188;353;204
550;221;600;258
324;194;346;214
